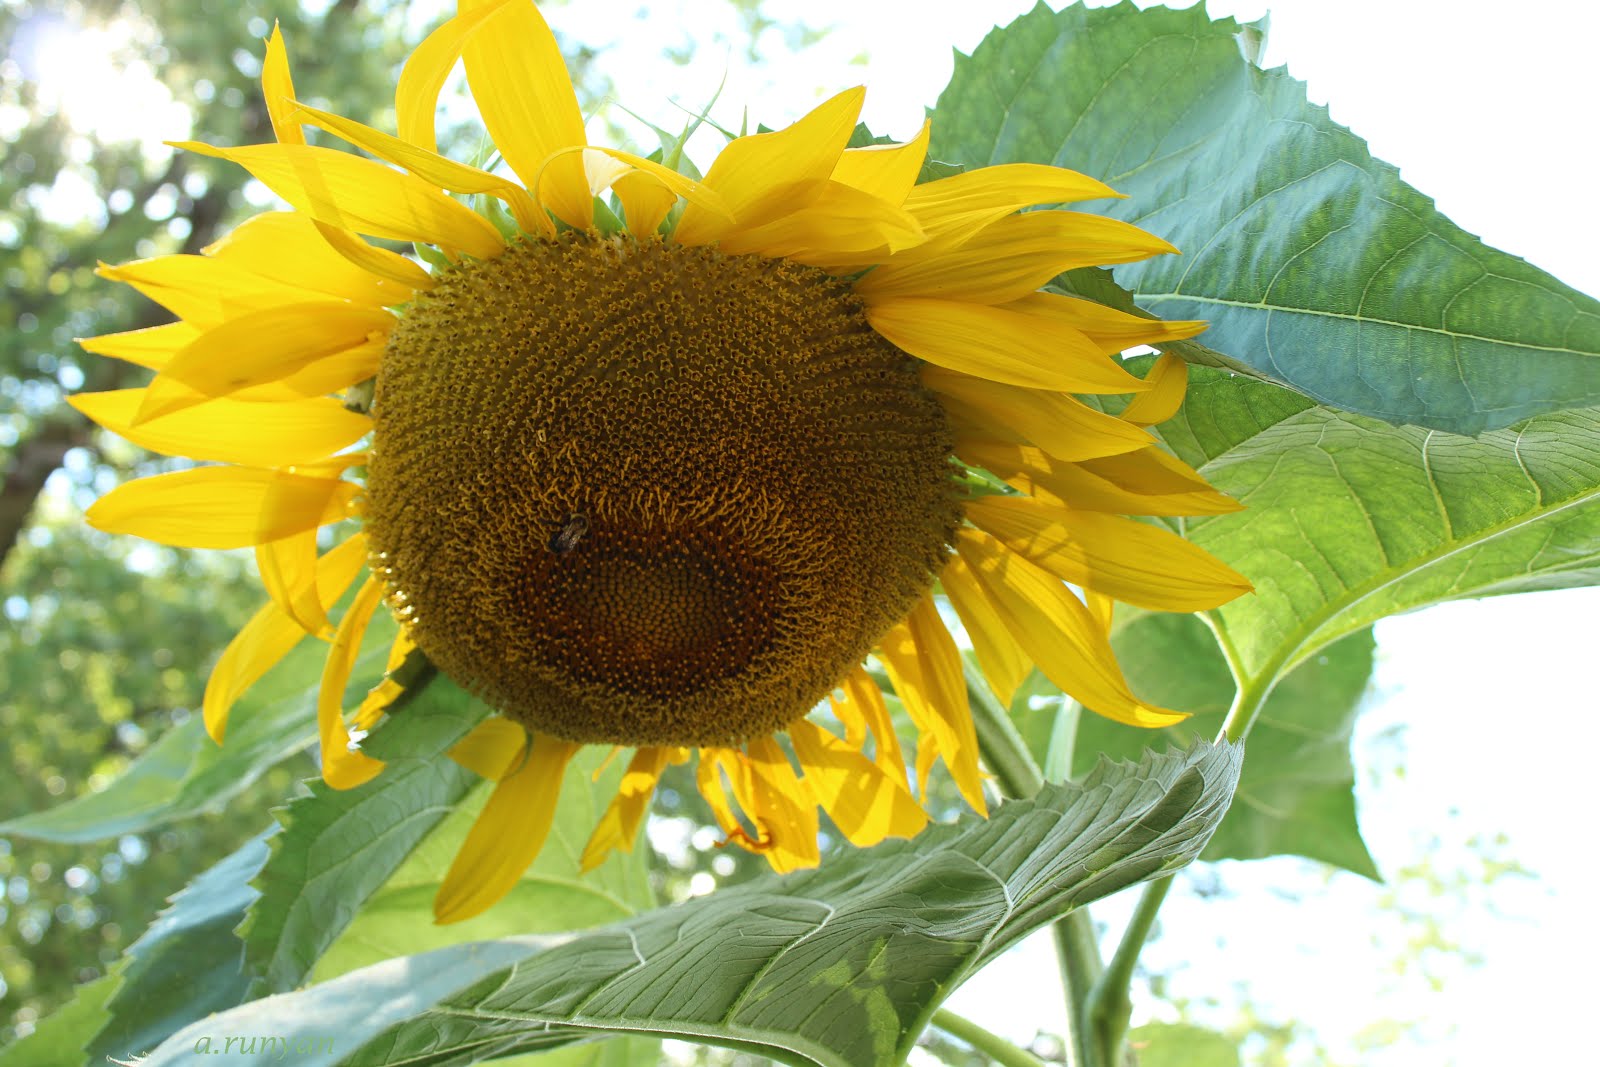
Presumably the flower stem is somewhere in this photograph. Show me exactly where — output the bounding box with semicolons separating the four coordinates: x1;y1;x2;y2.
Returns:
963;666;1103;1067
932;1008;1050;1067
1083;873;1173;1063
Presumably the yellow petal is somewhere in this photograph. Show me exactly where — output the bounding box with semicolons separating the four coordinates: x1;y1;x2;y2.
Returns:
695;747;747;842
291;101;545;236
539;145;728;226
261;23;305;147
277;339;386;401
1119;352;1188;426
171;141;504;260
830;120;931;205
78;322;199;371
1086;591;1116;633
96;255;331;328
715;181;924;271
675;86;865;247
828;667;907;778
354;627;420;729
613;170;677;237
903;163;1121;243
878;596;987;815
459;0;590;228
741;738;820;873
789;718;927;848
202;534;367;742
1000;291;1207;355
434;732;581;924
135;302;392;422
955;528;1186;728
68;389;368;467
86;467;357;549
960;441;1243;517
857;209;1177;305
396;0;516;152
940;553;1033;708
317;575;389;790
867;297;1150;393
311;221;437;293
926;366;1154;461
579;746;684;872
204;211;419;305
256;527;326;636
448;717;529;782
964;495;1253;612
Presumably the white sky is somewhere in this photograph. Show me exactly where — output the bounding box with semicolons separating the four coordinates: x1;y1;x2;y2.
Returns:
22;0;1600;1061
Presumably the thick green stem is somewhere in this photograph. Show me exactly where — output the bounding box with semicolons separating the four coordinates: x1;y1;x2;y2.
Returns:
1078;662;1269;1065
932;1008;1050;1067
964;667;1103;1066
1083;874;1174;1063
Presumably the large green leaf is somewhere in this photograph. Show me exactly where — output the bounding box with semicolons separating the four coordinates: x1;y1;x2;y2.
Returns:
0;970;119;1067
86;831;272;1064
308;745;656;982
1162;369;1600;690
1073;615;1378;877
0;612;395;844
240;674;485;995
138;740;1241;1067
933;2;1600;435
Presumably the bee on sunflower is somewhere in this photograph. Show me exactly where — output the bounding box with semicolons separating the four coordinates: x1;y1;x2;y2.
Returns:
74;0;1251;923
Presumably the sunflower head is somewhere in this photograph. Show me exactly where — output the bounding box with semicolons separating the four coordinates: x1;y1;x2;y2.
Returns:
75;0;1251;925
366;233;962;747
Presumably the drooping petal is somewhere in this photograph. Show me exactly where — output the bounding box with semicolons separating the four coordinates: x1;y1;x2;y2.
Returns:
964;494;1253;612
354;626;420;729
311;221;437;293
204;210;420;304
134;302;393;422
926;365;1154;461
261;23;305;147
434;731;581;924
202;533;367;742
292;101;545;236
789;718;927;848
459;0;591;228
740;738;821;872
830;120;930;205
857;209;1176;305
902;163;1121;243
448;717;529;782
866;297;1149;393
878;596;987;815
1119;352;1188;426
579;746;686;872
396;0;515;152
68;389;369;467
256;527;326;636
955;528;1186;728
1000;291;1207;355
171;141;504;260
695;747;747;842
828;667;906;777
317;575;388;790
539;145;728;225
940;552;1033;708
675;87;865;247
86;467;357;549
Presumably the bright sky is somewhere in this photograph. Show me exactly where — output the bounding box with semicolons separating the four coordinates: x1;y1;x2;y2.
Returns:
20;0;1600;1061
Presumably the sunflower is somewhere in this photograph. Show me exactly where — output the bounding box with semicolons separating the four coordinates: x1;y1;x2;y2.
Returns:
75;0;1251;924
